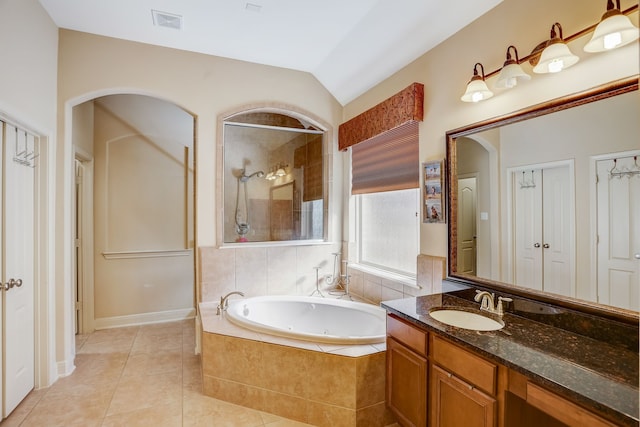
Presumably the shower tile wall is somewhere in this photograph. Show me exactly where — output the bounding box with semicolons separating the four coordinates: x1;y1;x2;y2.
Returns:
199;247;444;304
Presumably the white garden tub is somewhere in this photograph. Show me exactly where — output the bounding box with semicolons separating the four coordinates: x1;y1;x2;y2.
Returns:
225;295;387;345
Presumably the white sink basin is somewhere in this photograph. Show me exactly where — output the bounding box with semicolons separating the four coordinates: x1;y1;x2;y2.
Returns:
429;309;504;331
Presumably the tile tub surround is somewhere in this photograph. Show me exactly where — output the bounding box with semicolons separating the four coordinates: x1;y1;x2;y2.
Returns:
381;293;640;427
199;246;445;305
200;302;396;427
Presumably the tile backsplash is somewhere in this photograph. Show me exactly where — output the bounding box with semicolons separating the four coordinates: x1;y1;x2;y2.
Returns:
199;246;445;305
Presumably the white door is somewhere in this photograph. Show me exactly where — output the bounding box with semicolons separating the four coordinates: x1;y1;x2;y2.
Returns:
514;170;543;290
457;177;477;275
3;124;36;417
541;166;574;297
513;165;574;295
597;155;640;310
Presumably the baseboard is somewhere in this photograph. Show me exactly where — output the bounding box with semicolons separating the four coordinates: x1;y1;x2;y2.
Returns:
57;359;76;378
94;307;196;330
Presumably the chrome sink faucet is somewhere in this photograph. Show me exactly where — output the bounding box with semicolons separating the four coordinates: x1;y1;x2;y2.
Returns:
216;291;245;315
474;290;512;316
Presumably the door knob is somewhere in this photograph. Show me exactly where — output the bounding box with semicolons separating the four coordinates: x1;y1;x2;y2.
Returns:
543;243;550;249
3;278;22;291
534;243;541;248
635;253;640;260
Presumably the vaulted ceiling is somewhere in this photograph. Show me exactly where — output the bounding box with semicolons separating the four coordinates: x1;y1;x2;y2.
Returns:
39;0;502;105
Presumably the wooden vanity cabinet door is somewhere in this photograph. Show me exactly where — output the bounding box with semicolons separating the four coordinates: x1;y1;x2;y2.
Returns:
430;364;497;427
387;336;428;427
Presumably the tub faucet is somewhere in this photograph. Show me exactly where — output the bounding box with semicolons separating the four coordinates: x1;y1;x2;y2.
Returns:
217;291;245;315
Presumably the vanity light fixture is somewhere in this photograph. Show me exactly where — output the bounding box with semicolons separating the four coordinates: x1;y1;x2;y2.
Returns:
275;165;286;177
584;0;639;52
533;23;579;73
461;63;493;103
495;45;531;89
264;171;274;180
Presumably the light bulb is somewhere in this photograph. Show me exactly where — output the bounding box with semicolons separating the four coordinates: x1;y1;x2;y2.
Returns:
603;31;622;49
548;59;564;73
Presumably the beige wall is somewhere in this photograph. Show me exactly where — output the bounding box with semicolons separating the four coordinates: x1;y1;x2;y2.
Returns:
92;95;195;323
343;0;639;260
0;0;58;130
72;102;94;156
57;31;345;321
0;0;60;384
57;29;344;245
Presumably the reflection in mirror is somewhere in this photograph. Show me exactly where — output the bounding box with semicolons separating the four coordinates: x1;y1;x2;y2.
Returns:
448;78;639;313
223;111;325;243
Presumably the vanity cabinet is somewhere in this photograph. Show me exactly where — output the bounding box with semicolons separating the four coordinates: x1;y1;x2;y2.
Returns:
430;365;496;427
429;335;499;427
386;315;428;427
386;313;624;427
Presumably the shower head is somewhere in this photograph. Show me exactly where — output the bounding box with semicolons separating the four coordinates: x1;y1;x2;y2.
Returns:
239;170;265;182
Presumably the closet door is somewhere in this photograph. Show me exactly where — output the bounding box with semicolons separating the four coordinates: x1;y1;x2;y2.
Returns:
514;170;543;290
541;166;573;297
3;124;35;417
597;156;640;310
513;165;573;296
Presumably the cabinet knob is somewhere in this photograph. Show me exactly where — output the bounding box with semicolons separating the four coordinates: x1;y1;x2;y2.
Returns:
543;243;550;249
534;243;541;248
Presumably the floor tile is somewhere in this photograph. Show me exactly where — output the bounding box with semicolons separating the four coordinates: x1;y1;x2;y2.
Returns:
2;319;325;427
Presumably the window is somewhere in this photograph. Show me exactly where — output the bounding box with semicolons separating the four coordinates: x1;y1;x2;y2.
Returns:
357;188;420;276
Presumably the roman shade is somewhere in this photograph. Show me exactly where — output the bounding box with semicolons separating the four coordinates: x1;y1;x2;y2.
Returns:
351;121;419;194
339;82;423;195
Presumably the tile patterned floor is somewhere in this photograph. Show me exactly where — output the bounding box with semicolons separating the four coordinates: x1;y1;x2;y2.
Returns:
1;320;314;427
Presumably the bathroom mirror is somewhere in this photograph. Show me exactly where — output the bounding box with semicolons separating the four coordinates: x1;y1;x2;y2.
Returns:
446;76;639;320
222;110;326;244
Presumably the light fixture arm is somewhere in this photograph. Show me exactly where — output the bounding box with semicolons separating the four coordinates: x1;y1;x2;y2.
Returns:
550;22;564;41
607;0;620;12
603;0;623;19
473;62;486;80
505;45;520;65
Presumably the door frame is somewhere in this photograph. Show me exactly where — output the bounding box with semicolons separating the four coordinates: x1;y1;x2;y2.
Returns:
73;149;95;334
590;149;640;305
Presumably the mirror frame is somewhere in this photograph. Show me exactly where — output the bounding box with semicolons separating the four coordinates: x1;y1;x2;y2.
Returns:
445;75;639;325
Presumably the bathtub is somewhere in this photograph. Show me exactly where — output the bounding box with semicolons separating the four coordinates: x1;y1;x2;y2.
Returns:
225;295;387;345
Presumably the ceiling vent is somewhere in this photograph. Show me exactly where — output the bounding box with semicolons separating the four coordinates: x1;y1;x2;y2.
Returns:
152;10;182;30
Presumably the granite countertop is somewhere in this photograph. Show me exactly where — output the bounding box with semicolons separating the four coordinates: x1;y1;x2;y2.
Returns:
381;294;639;427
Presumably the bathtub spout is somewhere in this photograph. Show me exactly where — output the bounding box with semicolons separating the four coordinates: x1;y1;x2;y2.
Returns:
217;291;245;315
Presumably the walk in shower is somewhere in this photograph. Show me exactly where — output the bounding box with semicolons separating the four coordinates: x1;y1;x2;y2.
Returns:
222;110;326;243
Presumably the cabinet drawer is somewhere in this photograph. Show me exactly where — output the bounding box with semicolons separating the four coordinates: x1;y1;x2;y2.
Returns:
526;383;616;427
387;315;427;356
431;335;497;395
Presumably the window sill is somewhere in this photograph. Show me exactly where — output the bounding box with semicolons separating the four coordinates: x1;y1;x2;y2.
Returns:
348;263;420;289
